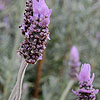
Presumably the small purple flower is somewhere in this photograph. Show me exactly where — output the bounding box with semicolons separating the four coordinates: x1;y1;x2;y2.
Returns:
3;16;10;30
70;46;79;62
96;32;100;40
18;0;52;64
0;2;5;11
98;0;100;3
73;64;99;100
69;46;81;79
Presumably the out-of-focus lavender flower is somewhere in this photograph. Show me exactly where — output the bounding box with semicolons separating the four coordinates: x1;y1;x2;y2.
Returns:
0;2;5;11
96;32;100;40
18;0;52;64
69;46;81;79
73;64;99;100
98;0;100;3
3;16;10;30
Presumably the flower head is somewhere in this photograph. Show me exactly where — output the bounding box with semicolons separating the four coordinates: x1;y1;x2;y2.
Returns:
0;1;5;11
96;32;100;40
73;64;99;100
18;0;52;64
69;46;81;79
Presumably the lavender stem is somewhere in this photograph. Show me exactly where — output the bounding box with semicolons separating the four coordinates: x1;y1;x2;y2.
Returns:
59;80;75;100
8;59;28;100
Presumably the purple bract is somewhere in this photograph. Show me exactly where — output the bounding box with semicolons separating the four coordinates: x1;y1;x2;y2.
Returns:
73;64;99;100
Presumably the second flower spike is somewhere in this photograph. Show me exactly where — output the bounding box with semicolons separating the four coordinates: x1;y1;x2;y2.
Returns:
69;46;81;79
73;64;99;100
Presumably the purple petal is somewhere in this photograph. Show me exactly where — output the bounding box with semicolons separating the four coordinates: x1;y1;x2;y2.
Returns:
94;89;99;94
90;73;95;84
72;90;80;96
39;18;50;26
32;0;52;17
38;55;42;60
78;64;91;81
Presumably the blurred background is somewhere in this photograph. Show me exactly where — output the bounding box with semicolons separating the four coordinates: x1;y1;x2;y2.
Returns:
0;0;100;100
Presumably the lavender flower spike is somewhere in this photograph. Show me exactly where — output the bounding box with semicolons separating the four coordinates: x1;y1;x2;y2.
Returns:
18;0;52;64
8;1;52;100
69;46;81;79
73;64;99;100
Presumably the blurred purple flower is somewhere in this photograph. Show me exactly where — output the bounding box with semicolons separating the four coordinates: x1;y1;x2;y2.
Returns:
70;46;79;63
69;46;81;79
98;0;100;3
73;64;99;100
18;0;52;64
3;16;10;30
0;3;5;11
96;32;100;40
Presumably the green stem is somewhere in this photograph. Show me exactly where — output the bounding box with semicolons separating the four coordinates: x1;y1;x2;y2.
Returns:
15;59;28;100
59;80;75;100
8;59;28;100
